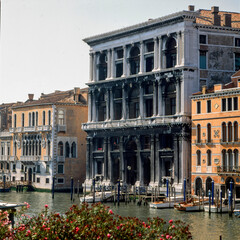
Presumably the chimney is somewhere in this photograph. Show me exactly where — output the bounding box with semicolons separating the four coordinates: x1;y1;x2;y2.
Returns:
202;85;207;94
28;94;34;101
223;14;231;27
188;5;195;11
74;87;80;94
211;6;221;26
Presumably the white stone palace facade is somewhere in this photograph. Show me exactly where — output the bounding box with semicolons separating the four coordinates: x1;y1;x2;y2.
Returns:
82;6;240;191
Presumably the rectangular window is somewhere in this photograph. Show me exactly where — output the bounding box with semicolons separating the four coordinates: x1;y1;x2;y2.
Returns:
234;97;238;110
22;113;25;127
235;53;240;71
146;42;154;52
13;164;16;171
228;98;232;111
37;165;41;173
37;177;40;183
7;143;10;156
222;99;226;111
197;101;201;114
199;35;207;44
46;178;49;184
58;164;64;174
36;112;38;126
116;63;123;77
29;113;31;126
12;176;15;182
46;165;49;173
145;57;154;72
14;114;17;128
199;51;207;69
21;177;24;181
116;49;123;59
235;38;240;47
57;178;64;184
43;111;46;125
48;111;51;125
207;100;211;113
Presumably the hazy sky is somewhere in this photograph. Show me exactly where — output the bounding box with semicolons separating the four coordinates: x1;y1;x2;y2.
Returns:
1;0;240;103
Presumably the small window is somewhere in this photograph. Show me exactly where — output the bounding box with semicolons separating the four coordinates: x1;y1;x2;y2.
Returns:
12;176;15;182
207;100;211;113
228;98;232;111
46;178;49;184
57;178;64;184
197;101;201;114
235;38;240;47
234;97;238;110
146;42;154;52
199;51;207;69
235;53;240;71
46;165;49;173
43;111;46;125
37;165;40;173
58;164;64;174
37;177;40;183
222;99;226;111
21;177;24;181
116;49;123;59
199;35;207;44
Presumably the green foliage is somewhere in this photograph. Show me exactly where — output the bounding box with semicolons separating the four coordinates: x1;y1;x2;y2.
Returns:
0;203;192;239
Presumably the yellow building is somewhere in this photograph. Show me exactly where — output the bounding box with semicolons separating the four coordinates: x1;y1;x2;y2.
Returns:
1;88;88;190
191;71;240;197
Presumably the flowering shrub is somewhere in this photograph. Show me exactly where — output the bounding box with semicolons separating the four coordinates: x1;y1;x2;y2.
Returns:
0;203;192;239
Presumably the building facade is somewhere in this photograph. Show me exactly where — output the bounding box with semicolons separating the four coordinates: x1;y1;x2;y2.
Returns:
0;88;88;190
82;6;240;191
191;70;240;198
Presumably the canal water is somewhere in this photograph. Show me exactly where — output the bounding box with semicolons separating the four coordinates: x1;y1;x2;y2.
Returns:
0;191;239;240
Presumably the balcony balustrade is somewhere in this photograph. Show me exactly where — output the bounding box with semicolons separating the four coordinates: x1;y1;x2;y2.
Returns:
20;156;40;162
57;156;65;162
57;125;66;132
0;155;9;161
9;125;51;133
217;165;240;173
9;156;18;161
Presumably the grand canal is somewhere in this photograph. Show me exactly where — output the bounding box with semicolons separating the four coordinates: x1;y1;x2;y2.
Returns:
0;191;239;239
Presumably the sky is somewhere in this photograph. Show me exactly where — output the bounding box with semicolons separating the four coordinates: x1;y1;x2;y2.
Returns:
0;0;240;103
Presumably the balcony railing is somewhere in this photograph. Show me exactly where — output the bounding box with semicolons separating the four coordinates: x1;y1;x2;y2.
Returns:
9;125;51;133
57;125;66;132
0;155;9;161
9;156;18;161
20;156;40;162
217;166;240;173
0;132;12;137
57;156;65;162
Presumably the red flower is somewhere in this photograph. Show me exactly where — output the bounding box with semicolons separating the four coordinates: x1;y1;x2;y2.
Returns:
109;209;113;214
45;204;48;208
107;233;111;238
169;219;173;224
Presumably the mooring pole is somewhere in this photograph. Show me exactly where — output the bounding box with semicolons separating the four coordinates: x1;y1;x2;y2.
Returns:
228;190;232;216
93;178;95;204
52;177;55;199
212;180;214;205
117;180;120;206
70;177;74;201
184;178;186;202
220;189;222;213
166;179;169;197
208;190;211;214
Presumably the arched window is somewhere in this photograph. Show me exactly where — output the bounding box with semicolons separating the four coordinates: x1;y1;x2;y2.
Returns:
65;142;70;158
48;110;51;125
36;112;38;126
207;123;211;143
29;113;31;126
97;92;106;121
98;53;107;80
197;150;201;166
207;150;211;166
32;112;35;126
22;113;25;127
43;111;46;125
222;122;226;142
228;122;232;142
71;142;76;158
164;83;176;116
222;150;226;171
234;149;239;169
234;121;238;142
228;149;233;171
58;110;64;125
58;142;63;156
128;86;139;119
166;37;176;68
129;47;140;75
197;124;201;143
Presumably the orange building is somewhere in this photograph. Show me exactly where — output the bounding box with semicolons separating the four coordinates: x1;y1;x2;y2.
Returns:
0;88;88;190
191;71;240;198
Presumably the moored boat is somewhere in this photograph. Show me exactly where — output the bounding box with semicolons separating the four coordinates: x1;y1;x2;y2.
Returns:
150;196;184;209
80;191;113;203
204;204;228;213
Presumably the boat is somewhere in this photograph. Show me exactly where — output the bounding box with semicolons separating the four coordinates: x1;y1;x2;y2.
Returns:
80;191;113;203
204;204;228;213
233;209;240;217
150;196;184;209
174;198;209;212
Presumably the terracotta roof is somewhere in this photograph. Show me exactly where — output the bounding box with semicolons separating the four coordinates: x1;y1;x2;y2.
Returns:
0;103;15;110
196;9;240;28
232;70;240;78
12;89;87;109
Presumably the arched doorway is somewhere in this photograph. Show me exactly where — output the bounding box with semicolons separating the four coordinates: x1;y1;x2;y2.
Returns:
125;140;137;185
206;177;212;196
143;157;151;185
195;177;202;195
28;168;32;184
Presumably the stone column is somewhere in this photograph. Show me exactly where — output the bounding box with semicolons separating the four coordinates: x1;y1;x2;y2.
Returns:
106;89;110;121
176;32;181;66
158;81;162;116
89;52;93;82
122;84;126;120
176;79;180;115
155;134;160;184
139;83;144;118
182;30;189;66
107;138;112;182
153;82;157;116
122;45;127;77
139;41;144;74
150;135;155;184
103;138;108;180
107;49;111;79
92;92;97;122
92;52;96;82
119;136;125;182
153;37;158;70
158;36;162;70
111;48;115;79
88;91;92;122
86;138;91;179
162;85;166;116
110;89;114;120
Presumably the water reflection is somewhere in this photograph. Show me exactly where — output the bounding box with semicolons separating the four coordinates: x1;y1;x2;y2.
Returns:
1;192;240;239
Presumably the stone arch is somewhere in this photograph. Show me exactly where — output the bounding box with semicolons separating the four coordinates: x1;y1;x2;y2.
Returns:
195;177;203;195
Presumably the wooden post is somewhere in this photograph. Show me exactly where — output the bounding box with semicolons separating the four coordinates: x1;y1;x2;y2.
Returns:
70;178;74;201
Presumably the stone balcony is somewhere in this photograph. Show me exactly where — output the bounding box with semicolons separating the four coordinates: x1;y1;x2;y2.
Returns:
82;115;190;131
0;155;9;161
57;156;65;162
20;156;40;162
9;156;18;161
0;132;12;138
57;125;66;132
9;125;52;133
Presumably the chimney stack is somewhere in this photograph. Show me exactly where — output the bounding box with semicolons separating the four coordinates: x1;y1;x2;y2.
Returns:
28;94;34;101
223;14;232;27
211;6;221;26
188;5;195;11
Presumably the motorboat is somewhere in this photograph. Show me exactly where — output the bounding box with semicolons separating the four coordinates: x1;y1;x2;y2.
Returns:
150;196;184;209
174;198;209;212
80;191;113;203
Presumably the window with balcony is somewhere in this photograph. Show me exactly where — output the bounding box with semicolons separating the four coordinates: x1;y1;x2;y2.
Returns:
43;111;46;125
166;37;176;68
228;122;233;142
97;92;106;121
95;138;103;151
71;142;76;158
58;110;64;125
165;83;176;116
65;142;70;157
144;83;153;117
58;142;63;156
207;150;211;166
222;150;226;171
113;88;122;120
129;47;140;75
197;150;201;166
98;53;107;81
